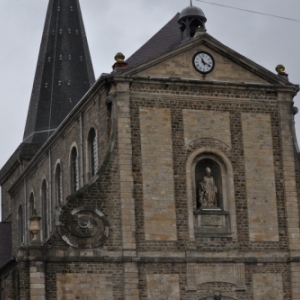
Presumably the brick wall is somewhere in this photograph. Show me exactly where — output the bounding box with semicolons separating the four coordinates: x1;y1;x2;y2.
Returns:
130;82;288;251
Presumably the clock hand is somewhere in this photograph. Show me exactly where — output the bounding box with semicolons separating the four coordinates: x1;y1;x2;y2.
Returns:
201;58;207;65
201;58;211;67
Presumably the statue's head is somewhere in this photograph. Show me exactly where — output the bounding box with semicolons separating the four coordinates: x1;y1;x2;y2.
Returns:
205;167;211;175
214;291;222;300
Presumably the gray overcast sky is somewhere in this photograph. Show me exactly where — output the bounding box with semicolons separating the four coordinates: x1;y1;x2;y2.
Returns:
1;0;300;170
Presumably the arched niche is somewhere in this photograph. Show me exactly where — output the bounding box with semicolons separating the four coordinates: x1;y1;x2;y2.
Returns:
186;147;237;240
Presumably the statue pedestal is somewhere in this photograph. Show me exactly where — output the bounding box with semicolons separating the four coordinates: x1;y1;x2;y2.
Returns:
194;208;231;236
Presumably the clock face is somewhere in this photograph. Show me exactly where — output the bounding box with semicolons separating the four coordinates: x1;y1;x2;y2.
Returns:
193;52;215;74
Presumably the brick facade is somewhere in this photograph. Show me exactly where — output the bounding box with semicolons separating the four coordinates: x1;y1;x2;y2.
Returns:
1;12;300;300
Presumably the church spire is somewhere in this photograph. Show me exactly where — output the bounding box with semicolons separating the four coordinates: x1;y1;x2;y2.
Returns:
23;0;95;144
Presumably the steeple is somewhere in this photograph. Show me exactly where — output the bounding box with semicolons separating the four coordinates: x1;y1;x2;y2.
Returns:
23;0;95;144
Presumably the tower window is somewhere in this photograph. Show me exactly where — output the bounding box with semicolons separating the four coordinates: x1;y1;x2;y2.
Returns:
41;180;49;240
71;147;79;192
88;128;98;177
18;205;24;245
56;164;63;205
29;193;35;217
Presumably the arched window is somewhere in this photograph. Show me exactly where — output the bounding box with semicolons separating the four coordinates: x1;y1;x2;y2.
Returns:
107;101;112;138
41;180;49;240
56;163;63;205
29;193;35;217
88;128;98;177
71;147;79;192
18;205;24;244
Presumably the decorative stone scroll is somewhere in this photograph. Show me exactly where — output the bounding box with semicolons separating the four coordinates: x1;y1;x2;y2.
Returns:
57;206;109;249
187;263;246;291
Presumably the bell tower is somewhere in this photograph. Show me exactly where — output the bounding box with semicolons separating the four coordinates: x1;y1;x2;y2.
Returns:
178;2;207;41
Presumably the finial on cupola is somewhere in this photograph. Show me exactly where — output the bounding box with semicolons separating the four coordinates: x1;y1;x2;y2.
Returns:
190;0;193;6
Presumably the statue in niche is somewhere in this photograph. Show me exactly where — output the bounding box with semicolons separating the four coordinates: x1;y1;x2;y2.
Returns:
214;291;222;300
199;167;218;207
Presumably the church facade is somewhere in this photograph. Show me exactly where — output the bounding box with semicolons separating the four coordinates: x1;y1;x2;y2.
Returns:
1;1;300;299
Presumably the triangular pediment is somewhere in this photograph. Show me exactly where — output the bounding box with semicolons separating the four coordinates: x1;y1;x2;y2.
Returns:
122;33;293;87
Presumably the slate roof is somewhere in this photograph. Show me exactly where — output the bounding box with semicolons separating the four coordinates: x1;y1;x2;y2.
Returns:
126;13;182;68
0;223;12;269
23;0;95;144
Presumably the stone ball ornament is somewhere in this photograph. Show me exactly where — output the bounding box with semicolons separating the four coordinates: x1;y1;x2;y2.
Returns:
57;206;109;249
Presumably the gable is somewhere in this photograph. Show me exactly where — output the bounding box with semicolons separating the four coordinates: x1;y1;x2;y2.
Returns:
129;43;271;85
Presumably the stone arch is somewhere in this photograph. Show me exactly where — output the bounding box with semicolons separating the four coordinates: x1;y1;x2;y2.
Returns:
186;147;237;240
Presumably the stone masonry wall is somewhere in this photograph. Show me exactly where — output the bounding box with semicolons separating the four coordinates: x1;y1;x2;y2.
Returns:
46;262;124;300
242;112;279;242
137;262;291;300
135;44;269;85
11;89;110;254
4;78;299;299
139;107;177;241
1;165;23;222
0;265;16;300
182;110;231;147
130;82;288;252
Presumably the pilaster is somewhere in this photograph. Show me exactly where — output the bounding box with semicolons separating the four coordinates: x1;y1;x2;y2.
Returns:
278;93;300;252
278;92;300;300
115;81;137;251
29;261;46;300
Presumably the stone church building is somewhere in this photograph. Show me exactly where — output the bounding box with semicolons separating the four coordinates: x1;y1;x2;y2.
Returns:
1;0;300;299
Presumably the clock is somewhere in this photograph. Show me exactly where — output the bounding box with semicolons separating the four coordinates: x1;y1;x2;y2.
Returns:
193;52;215;74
